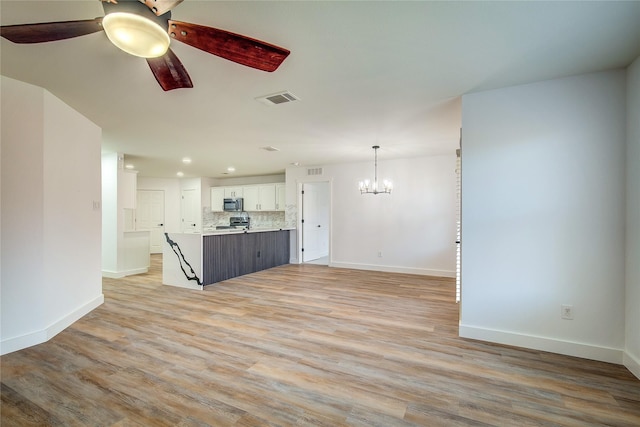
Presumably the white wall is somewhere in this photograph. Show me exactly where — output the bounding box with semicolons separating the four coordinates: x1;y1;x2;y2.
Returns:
137;177;181;233
101;153;119;272
286;154;457;276
1;76;46;353
625;57;640;378
102;156;151;277
1;76;103;355
460;70;627;364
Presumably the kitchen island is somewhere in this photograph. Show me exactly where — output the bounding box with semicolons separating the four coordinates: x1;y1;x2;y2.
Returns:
163;228;291;290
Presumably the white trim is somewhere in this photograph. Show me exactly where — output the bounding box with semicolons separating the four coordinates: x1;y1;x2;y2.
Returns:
101;267;148;278
0;294;104;356
459;324;623;365
330;261;456;278
624;351;640;380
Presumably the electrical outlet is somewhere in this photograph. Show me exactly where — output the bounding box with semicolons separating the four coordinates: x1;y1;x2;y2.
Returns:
377;251;382;258
561;304;574;320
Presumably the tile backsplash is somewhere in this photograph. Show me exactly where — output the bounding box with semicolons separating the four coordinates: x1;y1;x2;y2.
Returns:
203;209;287;230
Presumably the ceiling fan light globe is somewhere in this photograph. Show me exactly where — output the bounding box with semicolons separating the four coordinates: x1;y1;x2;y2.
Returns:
102;12;169;58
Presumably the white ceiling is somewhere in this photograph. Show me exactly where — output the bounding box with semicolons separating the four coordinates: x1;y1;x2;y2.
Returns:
2;1;640;179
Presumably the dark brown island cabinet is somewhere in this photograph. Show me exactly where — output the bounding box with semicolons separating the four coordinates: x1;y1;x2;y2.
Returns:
202;230;290;285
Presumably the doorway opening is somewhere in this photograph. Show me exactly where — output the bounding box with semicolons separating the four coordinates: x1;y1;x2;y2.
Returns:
456;135;462;303
299;181;330;265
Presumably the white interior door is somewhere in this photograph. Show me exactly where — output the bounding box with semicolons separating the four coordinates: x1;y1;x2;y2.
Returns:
137;190;165;253
302;182;330;262
181;189;199;233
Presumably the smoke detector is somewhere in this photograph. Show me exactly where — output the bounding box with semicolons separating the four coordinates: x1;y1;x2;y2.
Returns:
256;90;299;106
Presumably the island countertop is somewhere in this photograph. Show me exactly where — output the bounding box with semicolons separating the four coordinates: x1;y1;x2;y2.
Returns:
201;227;295;235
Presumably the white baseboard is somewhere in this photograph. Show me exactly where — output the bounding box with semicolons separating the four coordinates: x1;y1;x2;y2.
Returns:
0;329;48;357
330;261;456;278
102;267;148;278
459;324;623;365
624;351;640;380
0;294;104;356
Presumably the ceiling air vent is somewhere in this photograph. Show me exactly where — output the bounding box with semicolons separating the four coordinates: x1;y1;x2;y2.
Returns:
256;91;299;106
307;167;323;176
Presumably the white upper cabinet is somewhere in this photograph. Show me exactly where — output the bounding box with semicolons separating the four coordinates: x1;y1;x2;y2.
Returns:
259;184;276;211
242;185;260;211
276;183;286;211
211;182;284;211
224;187;243;198
243;184;277;211
210;187;225;212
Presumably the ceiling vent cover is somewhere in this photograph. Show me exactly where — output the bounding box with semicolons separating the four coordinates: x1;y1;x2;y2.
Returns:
307;167;323;176
256;91;299;106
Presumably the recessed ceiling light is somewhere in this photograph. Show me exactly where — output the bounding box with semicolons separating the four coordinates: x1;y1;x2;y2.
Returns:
290;162;300;166
125;164;135;169
182;157;192;164
261;146;280;152
176;172;184;177
227;166;236;172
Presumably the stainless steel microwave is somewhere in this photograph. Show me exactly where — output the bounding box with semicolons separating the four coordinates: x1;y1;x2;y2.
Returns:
223;198;243;212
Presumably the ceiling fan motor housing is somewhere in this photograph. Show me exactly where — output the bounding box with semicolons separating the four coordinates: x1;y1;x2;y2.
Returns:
102;0;171;30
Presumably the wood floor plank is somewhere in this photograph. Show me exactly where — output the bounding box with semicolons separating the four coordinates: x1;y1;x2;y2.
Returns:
2;254;639;426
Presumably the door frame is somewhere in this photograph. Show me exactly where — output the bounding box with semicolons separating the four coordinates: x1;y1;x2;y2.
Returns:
296;177;332;265
136;189;165;254
181;188;199;233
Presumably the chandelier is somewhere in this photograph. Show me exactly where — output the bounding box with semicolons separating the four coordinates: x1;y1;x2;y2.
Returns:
359;145;392;195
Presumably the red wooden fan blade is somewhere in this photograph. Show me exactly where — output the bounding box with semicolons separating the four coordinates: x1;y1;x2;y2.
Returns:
146;48;193;91
167;20;290;72
0;18;104;43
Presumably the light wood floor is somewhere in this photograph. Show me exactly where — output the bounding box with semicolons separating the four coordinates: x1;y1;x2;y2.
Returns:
2;255;639;426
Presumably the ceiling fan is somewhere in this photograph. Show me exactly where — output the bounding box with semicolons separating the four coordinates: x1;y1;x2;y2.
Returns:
0;0;290;91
